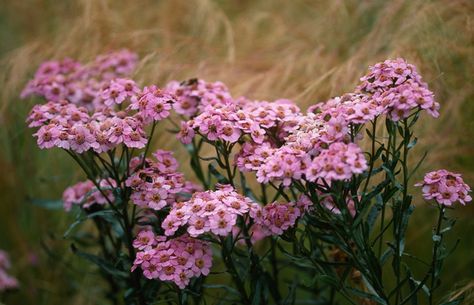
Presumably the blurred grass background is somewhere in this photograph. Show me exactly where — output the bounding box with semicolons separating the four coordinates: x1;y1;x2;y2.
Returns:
0;0;473;304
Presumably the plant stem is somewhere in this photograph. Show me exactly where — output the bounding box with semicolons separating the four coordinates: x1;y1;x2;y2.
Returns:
141;121;157;168
220;237;250;304
429;205;445;305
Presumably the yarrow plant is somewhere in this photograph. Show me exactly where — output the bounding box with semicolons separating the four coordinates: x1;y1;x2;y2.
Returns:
23;52;471;305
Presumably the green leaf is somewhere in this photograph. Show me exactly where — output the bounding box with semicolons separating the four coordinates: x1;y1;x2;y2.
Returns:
208;163;229;184
63;210;86;238
71;244;128;279
407;137;418;149
410;277;430;297
346;287;388;305
202;284;240;295
367;195;383;232
380;248;393;265
407;276;419;305
281;278;298;305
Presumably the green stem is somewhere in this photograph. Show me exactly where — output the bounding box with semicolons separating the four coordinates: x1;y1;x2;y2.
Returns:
141;121;157;168
220;237;250;304
429;206;445;305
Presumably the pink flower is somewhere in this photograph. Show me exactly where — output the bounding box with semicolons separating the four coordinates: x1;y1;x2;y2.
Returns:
34;123;61;149
192;249;212;276
0;270;19;292
357;59;440;120
62;179;115;211
123;128;147;149
0;251;11;270
0;250;19;291
187;216;209;237
130;85;175;123
209;213;237;236
146;189;168;210
152;150;179;173
68;124;98;153
100;80;128;106
107;118;132;145
176;121;195;144
199;116;223;141
166;78;232;116
220;122;241;143
416;170;471;206
133;230;157;250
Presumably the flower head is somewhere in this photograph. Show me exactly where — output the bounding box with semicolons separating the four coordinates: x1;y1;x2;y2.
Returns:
416;170;472;206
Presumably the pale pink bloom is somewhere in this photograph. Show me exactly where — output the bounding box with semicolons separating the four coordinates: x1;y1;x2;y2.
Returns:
220;122;241;143
416;170;471;206
100;80;128;106
34;123;61;149
146;189;169;210
187;216;209;237
123;129;147;149
133;230;157;250
152;150;179;173
68;124;98;153
176;121;195;144
209;213;237;236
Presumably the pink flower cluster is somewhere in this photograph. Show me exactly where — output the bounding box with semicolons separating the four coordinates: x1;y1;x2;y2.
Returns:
234;96;370;186
25;51;179;154
166;78;232;117
62;179;116;211
180;99;301;145
357;58;424;93
306;142;367;182
162;185;308;239
237;143;310;187
132;233;212;289
22;50;138;110
357;58;440;120
308;93;384;125
162;185;256;237
129;85;176;124
251;196;310;237
170;78;302;146
236;111;368;186
375;80;439;121
126;150;194;211
27;100;148;152
0;250;18;292
416;170;472;206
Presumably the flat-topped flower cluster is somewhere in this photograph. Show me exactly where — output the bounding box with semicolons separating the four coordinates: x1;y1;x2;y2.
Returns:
162;184;310;239
416;170;472;206
126;150;199;211
132;233;212;289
